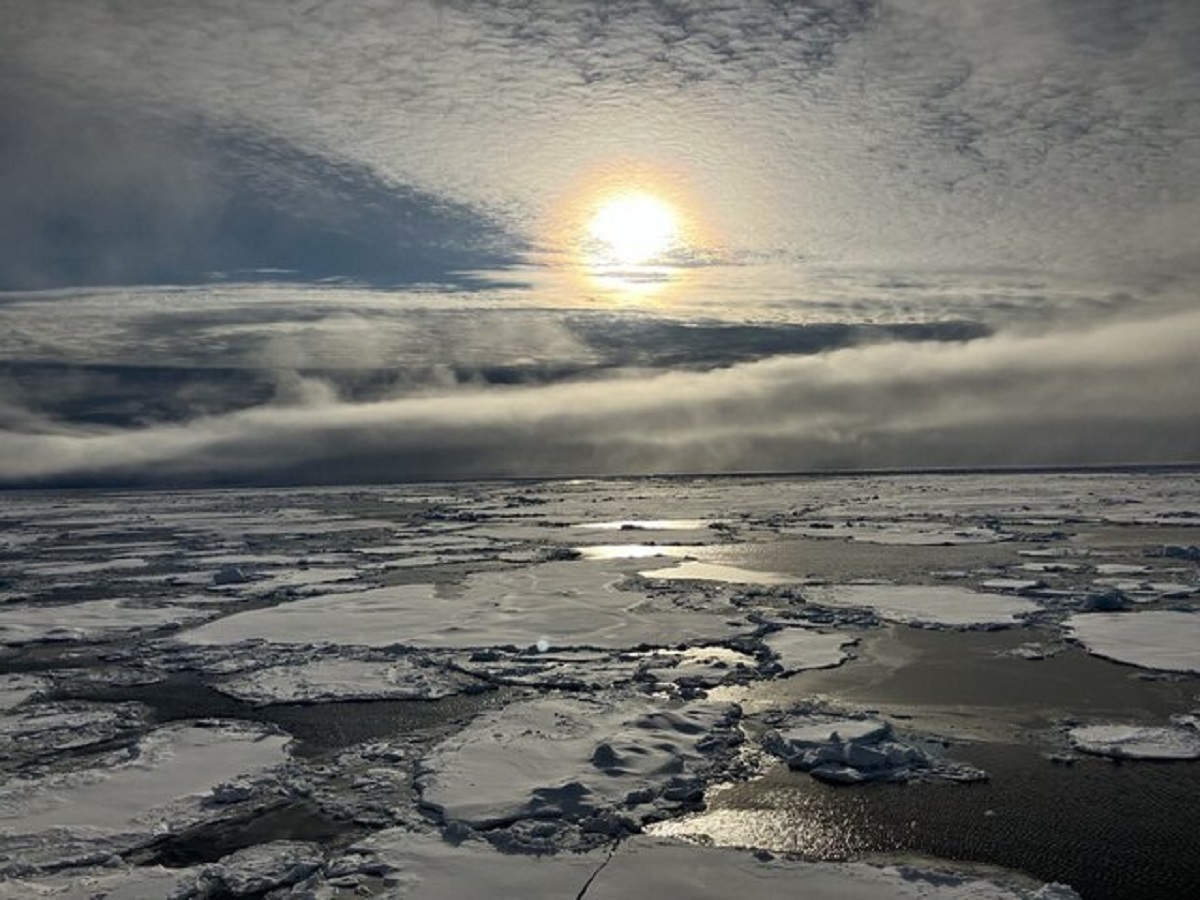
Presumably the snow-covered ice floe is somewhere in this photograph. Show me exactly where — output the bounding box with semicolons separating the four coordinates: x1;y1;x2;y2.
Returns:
214;657;478;705
416;693;742;829
805;584;1037;628
1068;718;1200;760
1064;610;1200;673
319;831;1079;899
0;721;289;860
181;560;752;650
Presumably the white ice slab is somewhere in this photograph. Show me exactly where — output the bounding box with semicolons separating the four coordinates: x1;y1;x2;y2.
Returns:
0;722;289;836
763;629;856;673
182;560;751;650
417;695;737;826
1065;610;1200;673
215;658;474;705
1069;723;1200;760
0;599;213;645
806;584;1037;627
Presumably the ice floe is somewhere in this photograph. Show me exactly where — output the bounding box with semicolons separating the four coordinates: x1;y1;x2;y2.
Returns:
1064;610;1200;673
639;560;798;585
0;702;146;762
214;657;478;705
805;584;1037;628
762;628;857;674
0;721;289;839
182;560;751;650
0;599;214;646
1068;720;1200;760
416;694;741;829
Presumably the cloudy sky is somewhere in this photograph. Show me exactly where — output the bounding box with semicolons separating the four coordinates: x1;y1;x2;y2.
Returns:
1;0;1197;486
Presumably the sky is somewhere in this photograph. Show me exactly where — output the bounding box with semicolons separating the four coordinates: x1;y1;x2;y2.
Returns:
1;0;1197;486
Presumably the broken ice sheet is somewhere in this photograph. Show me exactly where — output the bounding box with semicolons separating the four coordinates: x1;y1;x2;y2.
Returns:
214;657;478;705
415;693;741;828
1064;610;1200;673
181;559;752;650
805;584;1038;628
0;721;289;839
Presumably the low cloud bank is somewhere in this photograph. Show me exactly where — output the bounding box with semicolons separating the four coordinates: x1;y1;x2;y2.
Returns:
2;310;1197;487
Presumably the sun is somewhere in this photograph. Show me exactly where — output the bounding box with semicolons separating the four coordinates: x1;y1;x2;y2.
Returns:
586;193;680;266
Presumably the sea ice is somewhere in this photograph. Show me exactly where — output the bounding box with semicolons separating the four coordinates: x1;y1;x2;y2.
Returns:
415;694;741;828
639;560;799;586
762;715;985;784
805;584;1037;628
1068;721;1200;760
0;864;198;899
214;657;478;705
762;628;857;674
0;598;213;646
0;674;43;712
1064;610;1200;673
0;702;146;761
785;521;1009;545
182;560;751;650
0;721;290;838
326;830;1079;899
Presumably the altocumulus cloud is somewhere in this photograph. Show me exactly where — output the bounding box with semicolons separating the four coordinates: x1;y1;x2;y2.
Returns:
2;310;1196;488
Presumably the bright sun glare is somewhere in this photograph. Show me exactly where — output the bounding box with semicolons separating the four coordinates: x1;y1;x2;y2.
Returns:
587;193;679;266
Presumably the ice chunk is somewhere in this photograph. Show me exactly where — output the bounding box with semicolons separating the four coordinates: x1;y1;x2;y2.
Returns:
1068;723;1200;760
807;584;1036;628
761;715;984;784
1064;610;1200;673
214;657;477;705
194;841;323;896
